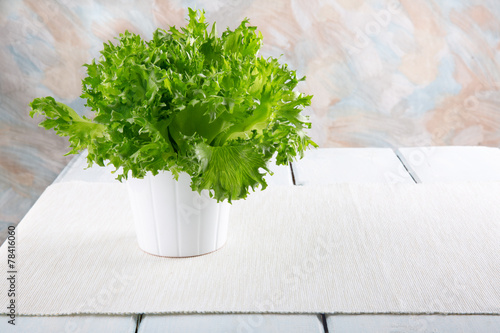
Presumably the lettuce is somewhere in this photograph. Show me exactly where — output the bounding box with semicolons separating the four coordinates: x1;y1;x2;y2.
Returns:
30;8;316;202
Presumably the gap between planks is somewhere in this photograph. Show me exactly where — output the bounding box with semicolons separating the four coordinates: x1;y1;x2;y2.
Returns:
393;148;420;184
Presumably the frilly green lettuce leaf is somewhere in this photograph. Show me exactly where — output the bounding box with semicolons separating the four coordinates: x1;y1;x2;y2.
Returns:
192;142;268;202
29;8;317;202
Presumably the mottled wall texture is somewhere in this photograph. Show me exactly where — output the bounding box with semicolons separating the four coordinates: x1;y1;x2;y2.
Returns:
1;0;500;232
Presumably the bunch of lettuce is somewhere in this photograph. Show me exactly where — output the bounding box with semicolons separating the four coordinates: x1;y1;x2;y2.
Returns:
30;9;316;202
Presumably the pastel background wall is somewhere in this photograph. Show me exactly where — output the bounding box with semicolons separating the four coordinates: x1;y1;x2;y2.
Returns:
1;0;500;235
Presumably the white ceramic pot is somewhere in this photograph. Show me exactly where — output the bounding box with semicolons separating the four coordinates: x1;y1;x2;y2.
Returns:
126;171;231;257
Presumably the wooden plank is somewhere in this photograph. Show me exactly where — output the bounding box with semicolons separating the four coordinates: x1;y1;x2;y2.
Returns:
139;314;324;333
0;315;137;333
327;146;500;331
327;314;500;333
266;159;293;186
397;146;500;183
53;150;119;184
292;148;414;185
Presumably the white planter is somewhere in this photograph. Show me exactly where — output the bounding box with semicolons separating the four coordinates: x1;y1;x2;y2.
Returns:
126;171;231;257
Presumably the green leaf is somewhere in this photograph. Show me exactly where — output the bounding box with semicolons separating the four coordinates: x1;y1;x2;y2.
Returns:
192;142;269;202
30;97;106;155
29;8;316;201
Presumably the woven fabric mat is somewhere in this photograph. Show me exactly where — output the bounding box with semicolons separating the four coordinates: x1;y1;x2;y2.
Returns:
1;181;499;315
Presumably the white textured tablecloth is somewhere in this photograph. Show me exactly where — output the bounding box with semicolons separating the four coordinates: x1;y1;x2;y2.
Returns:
1;181;499;315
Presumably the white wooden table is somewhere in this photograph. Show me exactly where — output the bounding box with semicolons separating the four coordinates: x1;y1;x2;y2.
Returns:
2;147;500;332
